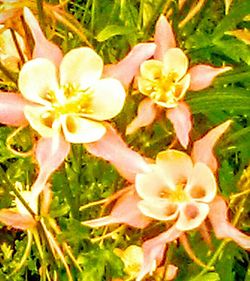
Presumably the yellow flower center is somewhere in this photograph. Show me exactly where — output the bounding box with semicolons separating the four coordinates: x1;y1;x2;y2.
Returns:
40;83;93;127
160;182;189;203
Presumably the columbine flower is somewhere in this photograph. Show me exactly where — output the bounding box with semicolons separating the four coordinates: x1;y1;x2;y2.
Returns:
136;149;216;231
125;15;231;148
19;46;126;144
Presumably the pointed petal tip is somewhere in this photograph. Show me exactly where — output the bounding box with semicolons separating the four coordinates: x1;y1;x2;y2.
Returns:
189;65;232;91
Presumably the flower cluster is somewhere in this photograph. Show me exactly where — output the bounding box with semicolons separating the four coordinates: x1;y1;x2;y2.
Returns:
0;5;248;281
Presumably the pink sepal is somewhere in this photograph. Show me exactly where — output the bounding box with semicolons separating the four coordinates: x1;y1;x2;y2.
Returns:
85;124;150;182
154;15;176;61
188;65;232;91
0;92;30;126
84;189;152;229
191;120;232;172
137;225;182;281
209;196;250;250
0;209;36;230
104;43;156;87
23;7;63;67
166;102;192;148
32;134;70;197
126;98;157;135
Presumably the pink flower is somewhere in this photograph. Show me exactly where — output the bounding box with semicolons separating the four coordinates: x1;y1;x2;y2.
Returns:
85;120;250;279
125;15;231;148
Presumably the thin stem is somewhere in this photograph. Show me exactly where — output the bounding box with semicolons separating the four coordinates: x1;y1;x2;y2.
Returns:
0;167;37;219
178;0;207;28
91;225;125;243
10;29;26;65
79;198;109;211
6;126;34;158
180;234;214;270
36;0;45;29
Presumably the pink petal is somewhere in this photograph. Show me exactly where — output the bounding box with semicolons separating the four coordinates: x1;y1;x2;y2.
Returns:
191;120;232;172
166;101;192;148
0;8;19;23
154;15;176;61
0;92;30;126
0;209;36;230
126;98;157;135
32;134;70;197
104;43;156;87
111;190;152;228
23;7;63;67
83;189;152;229
85;124;150;182
137;225;182;281
188;65;232;91
208;196;250;250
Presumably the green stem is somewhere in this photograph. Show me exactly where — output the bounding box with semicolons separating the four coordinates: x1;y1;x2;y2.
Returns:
36;0;45;30
0;167;37;219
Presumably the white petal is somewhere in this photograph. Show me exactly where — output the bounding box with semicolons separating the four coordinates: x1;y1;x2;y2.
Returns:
185;162;217;203
163;48;189;80
176;202;209;231
60;47;103;90
138;200;179;221
135;164;174;202
61;114;106;143
156;150;193;186
18;58;59;105
83;78;125;120
140;60;163;80
24;106;57;138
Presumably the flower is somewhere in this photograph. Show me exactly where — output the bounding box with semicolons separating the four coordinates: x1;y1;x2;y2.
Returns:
136;149;216;231
126;15;231;148
19;47;126;144
114;245;144;279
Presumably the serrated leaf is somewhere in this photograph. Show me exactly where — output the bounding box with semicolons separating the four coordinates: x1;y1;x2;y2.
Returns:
96;25;135;42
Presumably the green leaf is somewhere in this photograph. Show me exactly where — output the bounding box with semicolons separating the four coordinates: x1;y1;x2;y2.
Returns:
194;272;220;281
186;89;250;113
96;25;135;42
213;1;250;40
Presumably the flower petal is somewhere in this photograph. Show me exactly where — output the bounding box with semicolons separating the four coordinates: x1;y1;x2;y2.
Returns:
138;200;179;221
140;59;163;81
24;106;56;138
136;225;182;281
188;65;232;91
19;58;59;105
191;120;232;172
185;162;217;203
156;149;193;186
209;196;250;250
176;202;209;231
31;135;70;197
0;209;36;230
163;48;189;80
166;101;192;148
0;93;30;126
111;190;152;228
61;114;106;143
85;124;150;182
126;98;157;135
104;43;156;87
59;47;103;89
83;78;125;120
23;7;63;67
154;15;176;60
136;164;175;200
84;190;152;229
